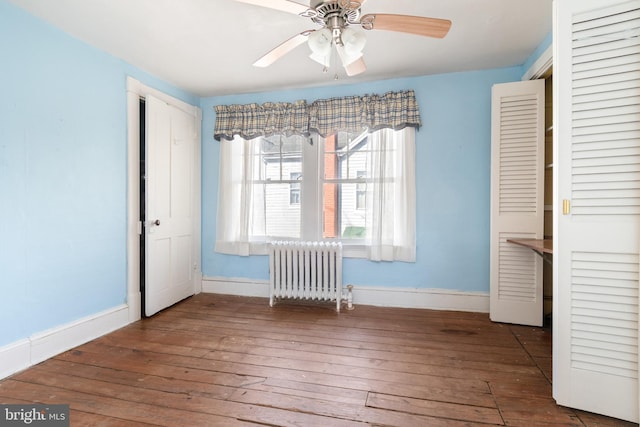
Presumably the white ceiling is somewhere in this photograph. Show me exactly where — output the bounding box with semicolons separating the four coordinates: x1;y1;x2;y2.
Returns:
9;0;553;97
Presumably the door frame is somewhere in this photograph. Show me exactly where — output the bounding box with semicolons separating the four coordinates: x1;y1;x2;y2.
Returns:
126;77;202;322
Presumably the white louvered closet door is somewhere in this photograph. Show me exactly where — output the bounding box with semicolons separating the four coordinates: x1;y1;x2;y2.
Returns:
554;0;640;422
490;80;545;326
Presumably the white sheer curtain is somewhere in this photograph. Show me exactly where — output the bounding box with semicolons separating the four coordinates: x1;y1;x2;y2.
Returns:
215;129;416;262
365;127;416;262
215;136;266;256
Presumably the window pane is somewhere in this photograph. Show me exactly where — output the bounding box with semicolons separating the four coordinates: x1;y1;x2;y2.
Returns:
340;182;365;239
322;181;338;238
322;182;366;239
253;135;304;239
324;131;370;180
324;134;338;181
260;134;303;181
263;182;300;238
356;170;366;210
322;131;369;240
290;172;301;205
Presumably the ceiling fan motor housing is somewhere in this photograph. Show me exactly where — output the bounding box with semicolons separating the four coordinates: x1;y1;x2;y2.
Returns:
309;0;361;27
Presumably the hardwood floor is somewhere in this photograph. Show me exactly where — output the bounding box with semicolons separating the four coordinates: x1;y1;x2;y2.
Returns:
0;293;636;426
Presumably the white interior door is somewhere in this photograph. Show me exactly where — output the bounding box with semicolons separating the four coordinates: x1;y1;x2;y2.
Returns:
145;95;199;316
553;0;640;422
490;80;545;326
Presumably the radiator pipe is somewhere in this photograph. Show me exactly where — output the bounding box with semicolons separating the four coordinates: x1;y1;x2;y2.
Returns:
344;284;354;310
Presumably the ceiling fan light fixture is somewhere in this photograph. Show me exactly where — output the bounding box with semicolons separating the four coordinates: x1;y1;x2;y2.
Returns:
308;27;333;67
308;28;332;54
309;50;332;67
340;27;366;56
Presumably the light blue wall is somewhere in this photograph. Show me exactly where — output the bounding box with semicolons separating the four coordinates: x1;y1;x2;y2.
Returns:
0;0;546;349
0;0;197;347
201;66;523;292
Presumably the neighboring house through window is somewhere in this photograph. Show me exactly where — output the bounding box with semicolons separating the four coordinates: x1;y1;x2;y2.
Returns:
290;172;301;205
356;170;366;210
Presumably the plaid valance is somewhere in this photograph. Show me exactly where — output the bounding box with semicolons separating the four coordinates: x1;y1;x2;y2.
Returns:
214;100;309;141
309;90;421;137
213;90;421;141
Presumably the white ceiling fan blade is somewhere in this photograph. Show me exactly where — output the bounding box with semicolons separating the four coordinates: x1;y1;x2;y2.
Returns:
336;45;366;76
234;0;310;16
344;57;366;76
360;14;451;38
253;30;313;67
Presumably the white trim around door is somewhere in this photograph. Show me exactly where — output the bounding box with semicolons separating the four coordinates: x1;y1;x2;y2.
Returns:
126;77;202;323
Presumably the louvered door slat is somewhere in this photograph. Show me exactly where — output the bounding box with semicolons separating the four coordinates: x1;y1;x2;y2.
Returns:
574;36;640;58
571;251;639;378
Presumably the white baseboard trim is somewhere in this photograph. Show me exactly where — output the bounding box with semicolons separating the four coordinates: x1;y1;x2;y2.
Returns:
202;276;489;313
202;276;270;297
0;339;31;380
0;304;131;380
350;285;489;312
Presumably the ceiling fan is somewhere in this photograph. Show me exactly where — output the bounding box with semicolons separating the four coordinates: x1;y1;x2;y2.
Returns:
235;0;451;76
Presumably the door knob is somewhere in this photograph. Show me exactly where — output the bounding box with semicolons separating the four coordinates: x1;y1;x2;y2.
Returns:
153;219;160;226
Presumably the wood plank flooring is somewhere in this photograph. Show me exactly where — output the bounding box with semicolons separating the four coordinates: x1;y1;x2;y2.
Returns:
0;293;636;426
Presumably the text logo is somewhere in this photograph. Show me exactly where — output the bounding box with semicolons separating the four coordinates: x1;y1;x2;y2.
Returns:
0;405;69;426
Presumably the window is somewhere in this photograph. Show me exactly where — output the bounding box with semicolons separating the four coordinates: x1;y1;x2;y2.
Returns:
216;127;416;262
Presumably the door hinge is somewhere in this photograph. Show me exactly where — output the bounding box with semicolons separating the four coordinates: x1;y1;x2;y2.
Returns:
563;199;570;215
137;221;143;235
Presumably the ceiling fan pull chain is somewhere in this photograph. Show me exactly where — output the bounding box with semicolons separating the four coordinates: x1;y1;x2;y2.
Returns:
332;45;339;81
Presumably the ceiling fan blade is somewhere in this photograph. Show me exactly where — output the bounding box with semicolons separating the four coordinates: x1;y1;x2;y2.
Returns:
253;31;313;67
344;57;366;76
234;0;309;16
336;45;366;76
360;14;451;38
